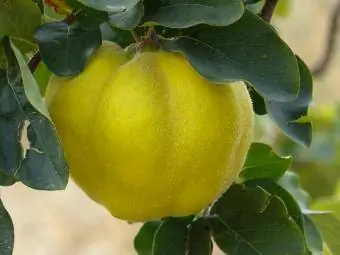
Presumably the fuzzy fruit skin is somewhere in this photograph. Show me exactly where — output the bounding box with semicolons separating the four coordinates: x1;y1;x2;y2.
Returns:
45;41;254;222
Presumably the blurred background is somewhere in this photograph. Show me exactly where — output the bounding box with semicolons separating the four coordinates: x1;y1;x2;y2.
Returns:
3;0;340;254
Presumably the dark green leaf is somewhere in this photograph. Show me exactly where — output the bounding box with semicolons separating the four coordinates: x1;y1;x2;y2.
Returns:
177;215;195;226
211;185;269;214
278;171;310;209
0;39;6;69
243;0;262;4
0;200;14;255
152;218;188;255
100;23;135;48
11;42;50;119
247;85;267;115
303;215;323;255
161;215;195;226
0;38;69;190
210;184;306;255
77;11;108;29
77;0;139;12
161;10;299;102
32;0;44;13
143;0;244;28
240;142;291;181
266;56;313;147
34;21;102;77
0;0;41;43
245;1;264;14
0;171;16;186
134;221;161;255
187;218;213;255
244;179;304;231
109;1;144;30
66;0;109;28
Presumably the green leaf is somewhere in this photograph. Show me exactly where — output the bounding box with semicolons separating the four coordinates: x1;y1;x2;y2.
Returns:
162;215;196;226
310;214;340;255
0;171;16;186
0;0;41;42
152;218;188;255
187;218;213;255
265;56;313;147
239;142;291;182
77;0;139;12
143;0;244;28
161;10;299;102
34;21;102;77
33;61;52;96
10;36;37;54
0;200;14;255
109;1;144;30
243;0;262;3
244;1;264;13
66;0;109;28
32;0;44;13
278;171;310;209
10;41;51;120
134;221;161;255
244;179;304;231
0;39;6;69
247;84;267;115
210;184;306;255
303;215;323;255
100;23;135;48
0;37;69;190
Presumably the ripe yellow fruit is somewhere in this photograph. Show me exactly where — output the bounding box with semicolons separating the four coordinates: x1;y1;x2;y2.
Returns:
45;41;254;222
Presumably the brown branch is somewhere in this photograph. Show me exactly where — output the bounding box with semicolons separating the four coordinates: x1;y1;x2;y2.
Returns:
260;0;280;23
63;13;77;25
28;51;41;73
28;13;77;73
312;0;340;77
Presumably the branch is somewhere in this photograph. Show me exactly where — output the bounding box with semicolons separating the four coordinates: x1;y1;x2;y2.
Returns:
260;0;280;23
28;13;77;73
28;51;41;73
312;0;340;77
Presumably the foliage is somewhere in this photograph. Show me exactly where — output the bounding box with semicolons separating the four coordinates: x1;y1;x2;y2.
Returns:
0;0;335;254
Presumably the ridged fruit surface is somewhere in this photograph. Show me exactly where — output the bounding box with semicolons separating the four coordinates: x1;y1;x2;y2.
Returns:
45;41;254;222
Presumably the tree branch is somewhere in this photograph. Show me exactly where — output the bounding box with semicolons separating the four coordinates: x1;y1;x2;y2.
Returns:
28;13;77;73
312;0;340;77
260;0;280;23
28;51;41;73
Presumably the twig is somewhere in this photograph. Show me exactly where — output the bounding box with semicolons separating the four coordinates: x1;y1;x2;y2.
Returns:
260;0;280;23
28;52;41;73
145;26;155;40
130;30;140;43
63;13;76;25
28;13;76;73
312;0;340;77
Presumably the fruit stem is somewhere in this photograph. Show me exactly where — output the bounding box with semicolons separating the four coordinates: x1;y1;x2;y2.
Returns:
145;26;156;41
130;30;140;43
136;26;161;53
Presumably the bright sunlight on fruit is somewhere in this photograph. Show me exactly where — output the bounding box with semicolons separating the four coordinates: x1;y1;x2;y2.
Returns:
44;41;254;222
